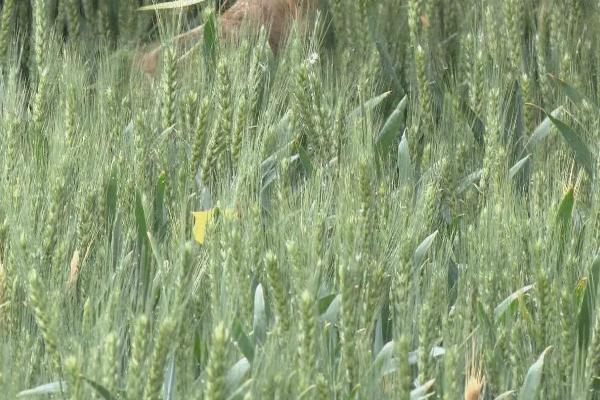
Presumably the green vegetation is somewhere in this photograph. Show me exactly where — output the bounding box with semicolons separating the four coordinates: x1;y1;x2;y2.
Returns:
0;0;599;399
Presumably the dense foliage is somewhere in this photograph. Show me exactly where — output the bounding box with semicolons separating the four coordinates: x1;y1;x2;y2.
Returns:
0;0;599;399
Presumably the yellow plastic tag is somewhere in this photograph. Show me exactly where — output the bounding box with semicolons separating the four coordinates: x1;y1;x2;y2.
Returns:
192;210;215;244
192;207;239;244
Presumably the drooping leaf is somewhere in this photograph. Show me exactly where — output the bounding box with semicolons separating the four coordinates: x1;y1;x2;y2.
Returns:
407;346;446;365
545;111;595;179
548;74;598;110
397;130;414;186
348;91;392;121
16;381;66;397
373;314;384;357
317;293;337;315
135;192;148;246
106;165;118;233
526;107;562;149
146;231;164;268
555;188;574;233
410;379;435;400
456;95;485;146
153;170;167;239
253;284;266;345
202;7;218;64
518;347;553;400
226;357;251;392
297;147;314;175
509;155;531;179
138;0;206;10
373;340;395;379
366;4;404;97
164;353;176;400
414;230;438;268
577;256;600;353
495;390;516;399
82;377;117;400
456;169;483;195
494;284;534;322
374;95;408;157
232;318;255;362
320;294;341;323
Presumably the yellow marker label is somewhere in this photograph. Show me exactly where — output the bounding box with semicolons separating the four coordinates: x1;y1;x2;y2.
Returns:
192;207;238;244
192;210;215;244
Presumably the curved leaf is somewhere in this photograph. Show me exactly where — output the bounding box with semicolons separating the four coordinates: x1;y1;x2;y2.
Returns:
373;340;395;379
410;379;435;400
577;256;600;353
320;294;341;323
348;91;391;121
545;111;595;179
317;293;337;315
555;188;574;232
548;74;598;110
518;346;553;400
226;357;251;392
456;169;483;195
397;130;414;186
509;155;531;179
165;354;176;400
495;284;534;322
375;95;408;156
527;107;562;149
17;382;66;397
139;0;206;11
414;230;438;268
495;390;516;399
232;318;255;362
253;284;266;345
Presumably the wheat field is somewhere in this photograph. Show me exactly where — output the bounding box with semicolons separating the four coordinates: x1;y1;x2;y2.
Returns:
0;0;599;399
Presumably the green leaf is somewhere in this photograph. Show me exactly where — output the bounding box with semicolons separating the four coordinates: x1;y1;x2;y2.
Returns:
397;130;413;186
106;165;118;233
297;146;314;175
495;390;516;399
135;192;148;246
548;74;597;110
366;4;404;98
509;155;531;180
374;95;408;156
545;111;595;179
410;379;435;400
202;8;217;63
348;91;391;121
317;293;337;315
153;171;167;239
146;231;164;268
456;96;484;146
226;357;251;392
372;340;395;379
456;169;483;195
414;230;438;268
577;256;600;353
320;294;341;323
83;377;117;400
138;0;206;10
494;284;534;322
232;318;255;362
253;284;266;345
555;188;574;232
518;347;553;400
17;381;65;397
165;353;176;400
526;107;562;149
